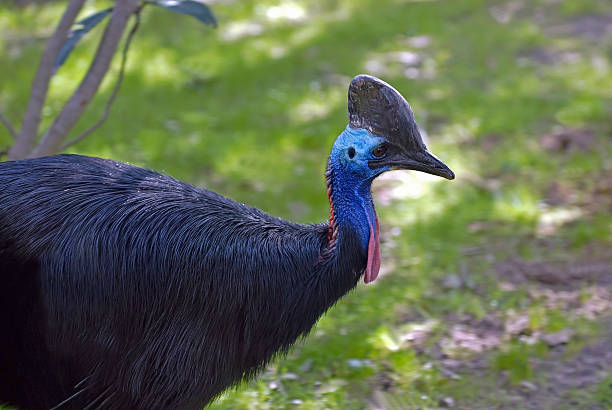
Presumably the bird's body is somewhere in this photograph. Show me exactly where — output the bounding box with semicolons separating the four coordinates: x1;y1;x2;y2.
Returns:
0;75;453;409
0;154;365;409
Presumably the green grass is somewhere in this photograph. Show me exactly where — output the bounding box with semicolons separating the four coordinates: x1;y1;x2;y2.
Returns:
595;373;612;409
2;0;612;408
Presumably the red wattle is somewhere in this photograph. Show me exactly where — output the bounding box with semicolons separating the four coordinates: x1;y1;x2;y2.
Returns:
364;213;381;284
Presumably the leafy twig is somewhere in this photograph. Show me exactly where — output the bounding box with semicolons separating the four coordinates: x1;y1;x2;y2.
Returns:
59;9;141;151
8;0;86;160
31;0;140;158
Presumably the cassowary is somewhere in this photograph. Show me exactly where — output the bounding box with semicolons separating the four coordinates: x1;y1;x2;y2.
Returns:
0;75;453;409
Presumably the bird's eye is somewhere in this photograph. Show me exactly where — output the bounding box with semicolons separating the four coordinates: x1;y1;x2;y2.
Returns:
372;146;387;158
348;147;356;159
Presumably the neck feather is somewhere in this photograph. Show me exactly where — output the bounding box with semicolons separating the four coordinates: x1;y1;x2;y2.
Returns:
324;159;338;257
324;155;376;256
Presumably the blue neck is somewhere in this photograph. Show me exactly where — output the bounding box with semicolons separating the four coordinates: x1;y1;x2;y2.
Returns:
327;127;384;250
328;172;374;250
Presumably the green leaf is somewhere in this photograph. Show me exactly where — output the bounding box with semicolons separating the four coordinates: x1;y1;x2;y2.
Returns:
54;8;113;71
151;0;217;27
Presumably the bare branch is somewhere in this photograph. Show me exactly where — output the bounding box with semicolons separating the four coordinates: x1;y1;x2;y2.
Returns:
0;111;17;140
60;11;141;152
8;0;86;160
31;0;141;158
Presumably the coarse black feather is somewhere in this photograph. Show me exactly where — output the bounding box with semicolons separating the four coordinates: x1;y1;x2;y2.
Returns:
0;154;366;409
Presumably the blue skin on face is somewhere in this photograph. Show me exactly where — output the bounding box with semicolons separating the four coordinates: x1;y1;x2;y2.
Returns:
328;126;390;250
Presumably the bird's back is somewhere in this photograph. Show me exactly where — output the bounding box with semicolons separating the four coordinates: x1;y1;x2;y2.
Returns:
0;154;339;409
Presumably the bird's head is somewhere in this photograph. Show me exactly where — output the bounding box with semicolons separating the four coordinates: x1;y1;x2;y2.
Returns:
331;74;454;181
328;75;454;284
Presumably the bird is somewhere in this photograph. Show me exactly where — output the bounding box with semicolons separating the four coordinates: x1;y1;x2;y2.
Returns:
0;74;454;409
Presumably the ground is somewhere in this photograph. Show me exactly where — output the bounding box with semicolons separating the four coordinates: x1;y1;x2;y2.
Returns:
1;0;611;408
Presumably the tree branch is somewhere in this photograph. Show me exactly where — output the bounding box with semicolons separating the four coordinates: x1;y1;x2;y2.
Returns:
8;0;86;160
31;0;141;158
0;111;17;140
59;10;141;152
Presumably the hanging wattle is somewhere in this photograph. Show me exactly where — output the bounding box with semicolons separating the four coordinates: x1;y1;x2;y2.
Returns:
364;212;380;283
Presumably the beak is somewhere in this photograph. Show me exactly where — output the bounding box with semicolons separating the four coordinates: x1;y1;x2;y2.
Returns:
382;149;455;180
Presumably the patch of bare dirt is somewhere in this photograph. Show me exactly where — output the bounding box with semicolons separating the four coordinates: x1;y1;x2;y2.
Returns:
442;243;611;407
369;241;612;409
506;316;612;410
590;175;612;213
544;15;612;40
432;312;612;409
479;134;504;153
541;171;612;215
539;128;596;153
496;257;612;290
506;0;612;41
509;1;612;69
516;47;582;66
544;180;578;206
439;314;505;355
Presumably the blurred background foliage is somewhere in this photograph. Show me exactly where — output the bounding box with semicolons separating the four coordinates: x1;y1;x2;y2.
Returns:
1;0;612;408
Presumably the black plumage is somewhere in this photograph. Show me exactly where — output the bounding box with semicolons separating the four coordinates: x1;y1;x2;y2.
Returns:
0;155;365;409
